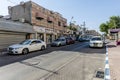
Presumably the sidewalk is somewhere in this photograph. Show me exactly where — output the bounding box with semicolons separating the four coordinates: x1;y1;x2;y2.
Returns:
107;41;120;80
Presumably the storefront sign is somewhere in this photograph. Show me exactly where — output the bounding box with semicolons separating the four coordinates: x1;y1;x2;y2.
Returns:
33;26;45;33
45;28;53;34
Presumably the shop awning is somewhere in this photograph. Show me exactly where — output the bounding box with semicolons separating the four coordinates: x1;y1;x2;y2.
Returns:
110;28;120;33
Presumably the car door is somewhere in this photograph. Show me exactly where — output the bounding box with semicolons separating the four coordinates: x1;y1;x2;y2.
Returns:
36;40;42;50
61;39;66;45
29;40;38;51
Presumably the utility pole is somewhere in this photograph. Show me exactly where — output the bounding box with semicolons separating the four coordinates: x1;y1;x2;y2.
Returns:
81;21;86;35
69;16;74;36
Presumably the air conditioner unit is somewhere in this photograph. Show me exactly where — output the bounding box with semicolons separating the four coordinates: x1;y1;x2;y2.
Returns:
19;18;25;23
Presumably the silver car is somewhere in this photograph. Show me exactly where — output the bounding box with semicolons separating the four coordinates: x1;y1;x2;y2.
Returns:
51;39;66;47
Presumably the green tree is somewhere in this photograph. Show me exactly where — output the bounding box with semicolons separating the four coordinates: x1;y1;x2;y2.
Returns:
108;16;120;29
100;23;109;33
99;16;120;34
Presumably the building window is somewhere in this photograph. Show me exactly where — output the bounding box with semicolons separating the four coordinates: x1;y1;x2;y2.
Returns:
58;21;61;26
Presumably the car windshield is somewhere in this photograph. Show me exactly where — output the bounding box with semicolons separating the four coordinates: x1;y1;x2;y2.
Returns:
19;40;31;45
91;37;102;41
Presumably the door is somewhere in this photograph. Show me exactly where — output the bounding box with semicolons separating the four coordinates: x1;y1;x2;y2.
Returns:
29;40;38;51
61;39;66;45
36;40;43;50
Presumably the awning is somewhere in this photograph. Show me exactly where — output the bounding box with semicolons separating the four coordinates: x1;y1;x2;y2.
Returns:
63;23;67;27
110;28;120;33
36;12;45;19
47;17;54;22
0;19;35;33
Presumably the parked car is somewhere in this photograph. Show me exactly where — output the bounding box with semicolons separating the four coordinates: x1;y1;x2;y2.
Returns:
78;37;90;42
7;39;46;54
51;38;66;47
89;36;104;48
66;37;75;44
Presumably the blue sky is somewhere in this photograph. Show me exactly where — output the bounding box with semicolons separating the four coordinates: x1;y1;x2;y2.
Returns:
1;0;120;32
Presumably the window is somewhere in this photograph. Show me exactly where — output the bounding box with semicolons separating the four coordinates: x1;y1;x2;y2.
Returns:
36;40;41;43
31;40;37;45
58;21;61;26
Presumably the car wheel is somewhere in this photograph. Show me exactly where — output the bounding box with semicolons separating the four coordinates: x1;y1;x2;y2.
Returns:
41;45;45;50
58;44;61;47
22;48;29;54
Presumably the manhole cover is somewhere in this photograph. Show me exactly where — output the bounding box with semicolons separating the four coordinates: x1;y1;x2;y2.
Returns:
96;71;104;79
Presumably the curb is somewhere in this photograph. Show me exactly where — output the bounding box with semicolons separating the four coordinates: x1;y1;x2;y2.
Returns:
104;45;110;80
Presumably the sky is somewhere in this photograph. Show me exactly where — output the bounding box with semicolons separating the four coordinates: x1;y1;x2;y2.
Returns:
1;0;120;33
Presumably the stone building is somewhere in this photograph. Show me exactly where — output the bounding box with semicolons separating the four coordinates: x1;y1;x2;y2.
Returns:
8;1;67;44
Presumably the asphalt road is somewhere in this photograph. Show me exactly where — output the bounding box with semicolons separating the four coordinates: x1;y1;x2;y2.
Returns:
0;42;106;80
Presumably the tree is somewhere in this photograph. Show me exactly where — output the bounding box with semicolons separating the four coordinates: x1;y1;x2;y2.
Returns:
99;16;120;34
100;23;109;34
108;16;120;29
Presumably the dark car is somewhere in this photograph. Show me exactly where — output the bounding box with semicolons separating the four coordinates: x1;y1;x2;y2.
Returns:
66;37;75;45
78;38;86;42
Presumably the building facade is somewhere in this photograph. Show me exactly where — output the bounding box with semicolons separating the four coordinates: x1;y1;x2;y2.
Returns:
9;1;67;44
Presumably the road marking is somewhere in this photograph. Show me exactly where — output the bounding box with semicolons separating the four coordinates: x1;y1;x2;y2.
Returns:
104;45;110;80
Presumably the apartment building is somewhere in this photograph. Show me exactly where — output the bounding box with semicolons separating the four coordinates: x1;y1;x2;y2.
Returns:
9;1;67;44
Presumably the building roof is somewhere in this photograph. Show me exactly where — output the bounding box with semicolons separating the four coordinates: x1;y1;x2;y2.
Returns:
0;18;35;33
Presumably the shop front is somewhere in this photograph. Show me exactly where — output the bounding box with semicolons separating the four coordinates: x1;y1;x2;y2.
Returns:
45;28;56;44
110;28;120;45
0;19;35;49
33;26;45;41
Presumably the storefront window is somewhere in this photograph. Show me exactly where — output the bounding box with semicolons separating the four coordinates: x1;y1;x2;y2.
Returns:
26;33;31;39
38;33;44;41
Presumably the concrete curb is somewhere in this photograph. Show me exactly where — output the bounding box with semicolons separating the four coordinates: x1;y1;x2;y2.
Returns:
104;45;110;80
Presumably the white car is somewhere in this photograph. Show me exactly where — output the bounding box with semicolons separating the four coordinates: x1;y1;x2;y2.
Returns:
8;39;46;54
89;36;104;48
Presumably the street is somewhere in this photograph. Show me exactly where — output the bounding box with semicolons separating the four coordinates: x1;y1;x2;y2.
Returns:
0;42;106;80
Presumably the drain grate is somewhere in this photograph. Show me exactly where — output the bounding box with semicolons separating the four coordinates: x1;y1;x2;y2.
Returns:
95;71;104;79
